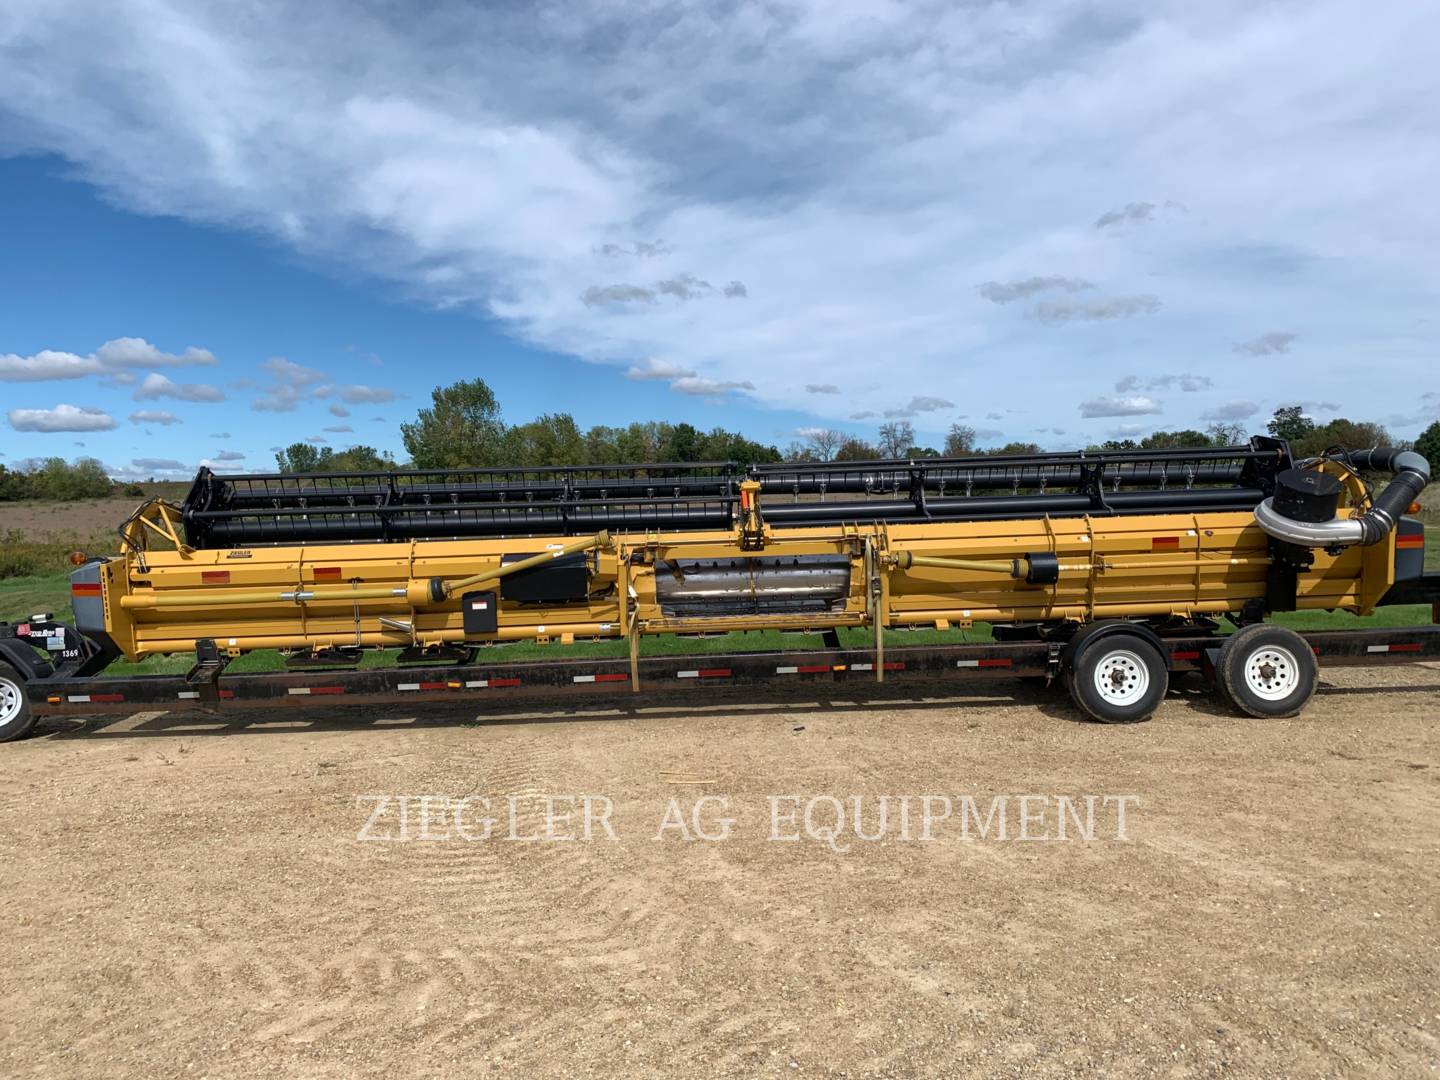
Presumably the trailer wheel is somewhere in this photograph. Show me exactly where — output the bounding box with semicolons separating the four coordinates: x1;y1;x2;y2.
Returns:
0;662;37;743
1067;634;1167;723
1216;624;1317;718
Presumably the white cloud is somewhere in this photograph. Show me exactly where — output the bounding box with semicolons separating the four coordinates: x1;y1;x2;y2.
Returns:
1115;374;1212;393
328;403;351;418
1;2;1437;437
213;449;246;461
626;358;696;381
0;337;215;382
94;337;217;368
262;356;327;385
8;404;117;432
1200;401;1260;421
128;409;182;425
134;373;225;402
323;423;354;433
0;350;105;381
251;357;338;411
132;456;187;470
1109;423;1152;438
1079;395;1164;418
338;384;397;403
1234;332;1297;356
669;376;755;397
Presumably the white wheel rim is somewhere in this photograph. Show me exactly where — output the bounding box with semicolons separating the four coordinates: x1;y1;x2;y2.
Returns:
1245;645;1300;701
0;677;21;727
1093;649;1150;706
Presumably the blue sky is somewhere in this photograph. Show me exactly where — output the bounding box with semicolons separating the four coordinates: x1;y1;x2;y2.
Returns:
1;1;1437;478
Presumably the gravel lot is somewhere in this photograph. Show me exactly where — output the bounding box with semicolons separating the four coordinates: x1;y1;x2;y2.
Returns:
1;668;1437;1078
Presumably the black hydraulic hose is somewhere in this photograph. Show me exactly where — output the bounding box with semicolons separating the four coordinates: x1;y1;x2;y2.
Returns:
1347;447;1431;545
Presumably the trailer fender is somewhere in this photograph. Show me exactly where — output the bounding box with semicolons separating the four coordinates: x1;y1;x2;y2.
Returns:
1062;620;1173;674
0;635;55;681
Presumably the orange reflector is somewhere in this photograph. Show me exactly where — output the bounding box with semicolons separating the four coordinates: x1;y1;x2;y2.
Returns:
70;583;102;597
1409;501;1422;514
47;696;62;705
68;550;88;566
313;566;343;581
201;570;231;584
1396;534;1424;549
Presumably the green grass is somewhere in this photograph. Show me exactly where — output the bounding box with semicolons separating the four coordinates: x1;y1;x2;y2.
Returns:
0;572;72;625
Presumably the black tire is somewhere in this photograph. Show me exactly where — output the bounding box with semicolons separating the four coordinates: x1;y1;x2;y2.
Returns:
1216;624;1317;718
1067;633;1168;724
0;662;37;743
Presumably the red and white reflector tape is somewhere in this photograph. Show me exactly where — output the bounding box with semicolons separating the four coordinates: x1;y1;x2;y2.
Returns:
66;693;124;703
676;668;732;679
287;686;346;696
955;658;1012;668
1366;643;1422;653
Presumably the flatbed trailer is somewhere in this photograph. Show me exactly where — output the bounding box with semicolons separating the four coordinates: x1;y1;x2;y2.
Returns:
12;583;1440;729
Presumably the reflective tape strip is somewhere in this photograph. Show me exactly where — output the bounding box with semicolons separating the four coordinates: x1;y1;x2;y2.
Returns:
489;678;521;688
398;682;449;691
776;666;798;674
1171;650;1200;661
464;680;489;688
177;690;235;700
573;673;629;683
852;663;873;671
677;668;731;679
1396;535;1424;549
1370;643;1421;653
67;693;124;703
70;583;102;597
956;658;1010;669
287;686;346;696
883;662;906;671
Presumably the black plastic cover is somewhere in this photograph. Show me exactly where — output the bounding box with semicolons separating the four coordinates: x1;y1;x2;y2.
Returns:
1272;468;1342;523
499;553;590;604
461;590;499;634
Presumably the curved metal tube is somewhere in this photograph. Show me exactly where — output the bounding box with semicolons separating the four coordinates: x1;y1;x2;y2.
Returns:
1252;499;1366;547
1253;447;1430;548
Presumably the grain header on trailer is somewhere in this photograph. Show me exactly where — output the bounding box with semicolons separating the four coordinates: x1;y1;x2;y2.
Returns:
1;438;1436;739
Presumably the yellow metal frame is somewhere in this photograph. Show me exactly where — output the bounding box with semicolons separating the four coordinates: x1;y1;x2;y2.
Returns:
96;504;1396;666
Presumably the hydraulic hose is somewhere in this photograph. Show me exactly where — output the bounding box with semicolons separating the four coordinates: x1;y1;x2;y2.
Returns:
1254;447;1430;547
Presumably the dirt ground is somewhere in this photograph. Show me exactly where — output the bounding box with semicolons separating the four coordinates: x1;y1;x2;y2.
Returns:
1;496;160;539
1;668;1437;1079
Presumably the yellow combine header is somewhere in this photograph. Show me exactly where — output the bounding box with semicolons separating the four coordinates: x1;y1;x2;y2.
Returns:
1;439;1432;739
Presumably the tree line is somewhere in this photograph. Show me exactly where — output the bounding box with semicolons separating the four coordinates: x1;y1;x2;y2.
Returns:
261;385;1440;478
5;375;1439;498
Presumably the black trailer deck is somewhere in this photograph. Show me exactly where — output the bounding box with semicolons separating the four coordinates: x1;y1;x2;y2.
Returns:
25;622;1440;720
